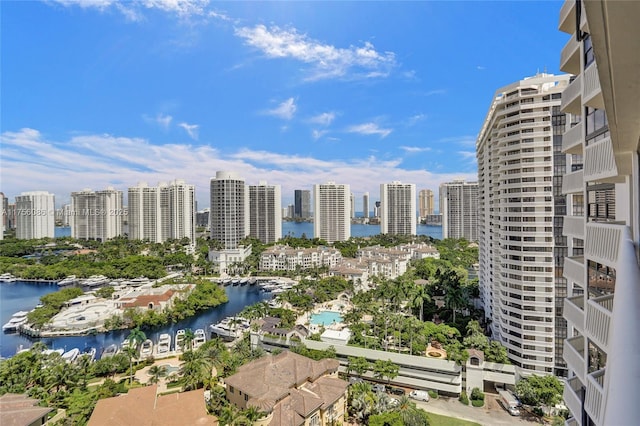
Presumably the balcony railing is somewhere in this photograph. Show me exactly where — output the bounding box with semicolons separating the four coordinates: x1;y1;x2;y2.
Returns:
562;169;584;194
583;63;604;110
564;295;585;333
563;215;585;239
561;74;582;115
584;368;606;425
562;122;583;155
586;294;614;350
563;376;584;426
564;256;585;287
559;0;577;34
564;336;586;382
561;36;581;75
585;222;623;266
584;136;618;182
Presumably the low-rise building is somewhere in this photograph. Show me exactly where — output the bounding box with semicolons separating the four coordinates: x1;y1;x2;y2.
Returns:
0;393;53;426
224;351;348;426
259;245;342;271
209;245;252;276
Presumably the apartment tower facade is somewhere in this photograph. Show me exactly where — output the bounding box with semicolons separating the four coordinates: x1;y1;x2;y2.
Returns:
70;187;123;241
557;1;640;425
15;191;55;239
476;74;571;376
210;171;248;249
440;180;478;241
313;182;350;243
249;182;282;244
418;189;435;218
128;180;195;243
293;189;311;219
363;192;370;218
380;182;416;235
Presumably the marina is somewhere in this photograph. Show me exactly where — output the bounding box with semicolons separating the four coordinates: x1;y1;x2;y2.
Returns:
0;280;272;359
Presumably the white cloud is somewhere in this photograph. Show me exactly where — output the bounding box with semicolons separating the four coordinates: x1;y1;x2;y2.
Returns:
400;146;431;153
312;129;328;140
49;0;210;21
457;150;478;167
235;24;397;81
178;122;199;140
406;114;426;126
309;112;336;126
264;98;297;120
1;127;476;207
346;122;392;138
144;113;173;130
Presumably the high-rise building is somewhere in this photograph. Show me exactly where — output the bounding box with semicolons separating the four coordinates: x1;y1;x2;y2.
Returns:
15;191;55;239
196;209;210;228
313;182;350;243
128;180;195;243
249;181;282;244
363;192;370;218
294;189;311;219
287;204;295;219
210;171;248;249
373;201;381;218
350;193;355;219
440;180;478;241
418;189;435;217
476;73;571;377
0;192;6;240
380;182;416;235
557;2;640;425
70;187;123;241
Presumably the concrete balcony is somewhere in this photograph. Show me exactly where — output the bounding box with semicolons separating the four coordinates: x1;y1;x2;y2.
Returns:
584;368;606;426
586;294;614;351
562;169;584;194
564;295;585;334
564;376;584;426
561;36;581;75
559;0;576;34
584;136;619;182
561;74;582;115
585;222;623;266
563;215;585;239
583;63;604;110
564;336;586;382
564;256;585;287
562;122;583;155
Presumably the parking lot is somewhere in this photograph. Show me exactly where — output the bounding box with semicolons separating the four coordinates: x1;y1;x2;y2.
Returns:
414;394;546;426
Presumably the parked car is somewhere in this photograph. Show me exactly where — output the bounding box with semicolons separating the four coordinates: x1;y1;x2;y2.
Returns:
409;390;430;402
507;406;521;416
348;377;364;385
372;384;386;393
386;386;405;396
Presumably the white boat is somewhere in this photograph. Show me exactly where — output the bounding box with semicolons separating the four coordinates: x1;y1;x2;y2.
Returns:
128;277;150;287
239;278;249;285
192;329;206;350
80;347;96;362
2;311;29;332
139;339;153;359
0;273;17;283
157;333;171;354
57;275;78;286
43;348;65;357
83;275;109;287
62;348;80;363
175;329;186;351
101;344;119;359
209;317;248;342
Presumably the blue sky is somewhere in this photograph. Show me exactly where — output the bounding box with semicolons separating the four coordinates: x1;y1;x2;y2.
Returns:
1;0;567;209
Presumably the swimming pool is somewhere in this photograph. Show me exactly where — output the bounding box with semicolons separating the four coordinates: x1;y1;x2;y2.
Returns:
310;311;343;326
149;364;180;375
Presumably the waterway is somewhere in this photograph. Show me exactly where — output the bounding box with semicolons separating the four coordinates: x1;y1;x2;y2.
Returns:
282;222;442;240
0;281;272;359
55;223;443;240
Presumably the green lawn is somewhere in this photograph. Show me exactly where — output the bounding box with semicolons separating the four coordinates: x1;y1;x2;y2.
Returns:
425;411;482;426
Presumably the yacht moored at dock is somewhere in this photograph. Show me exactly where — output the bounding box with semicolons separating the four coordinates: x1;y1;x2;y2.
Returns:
157;333;171;354
139;339;153;359
175;329;186;351
0;273;17;283
192;329;206;350
101;344;119;359
62;348;80;363
2;311;29;333
57;275;78;287
80;347;96;362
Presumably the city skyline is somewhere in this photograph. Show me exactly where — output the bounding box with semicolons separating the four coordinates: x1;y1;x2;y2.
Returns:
1;1;565;208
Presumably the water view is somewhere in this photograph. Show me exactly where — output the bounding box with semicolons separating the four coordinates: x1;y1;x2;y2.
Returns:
0;281;271;359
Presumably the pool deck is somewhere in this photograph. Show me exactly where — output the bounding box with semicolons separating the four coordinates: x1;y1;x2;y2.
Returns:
298;298;353;333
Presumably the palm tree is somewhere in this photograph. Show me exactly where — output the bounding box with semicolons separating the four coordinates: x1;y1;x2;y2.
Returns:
182;328;195;352
180;350;213;390
127;327;146;350
410;284;431;321
148;365;168;384
122;345;138;385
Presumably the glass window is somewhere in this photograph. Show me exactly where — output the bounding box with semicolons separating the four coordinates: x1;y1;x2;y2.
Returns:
584;34;595;68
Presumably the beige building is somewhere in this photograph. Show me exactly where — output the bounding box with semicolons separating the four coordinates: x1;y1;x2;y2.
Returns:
259;245;342;272
313;182;350;243
418;189;435;217
557;1;640;425
224;351;348;426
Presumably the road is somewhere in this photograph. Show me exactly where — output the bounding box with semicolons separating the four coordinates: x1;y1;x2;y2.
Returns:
415;394;546;426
